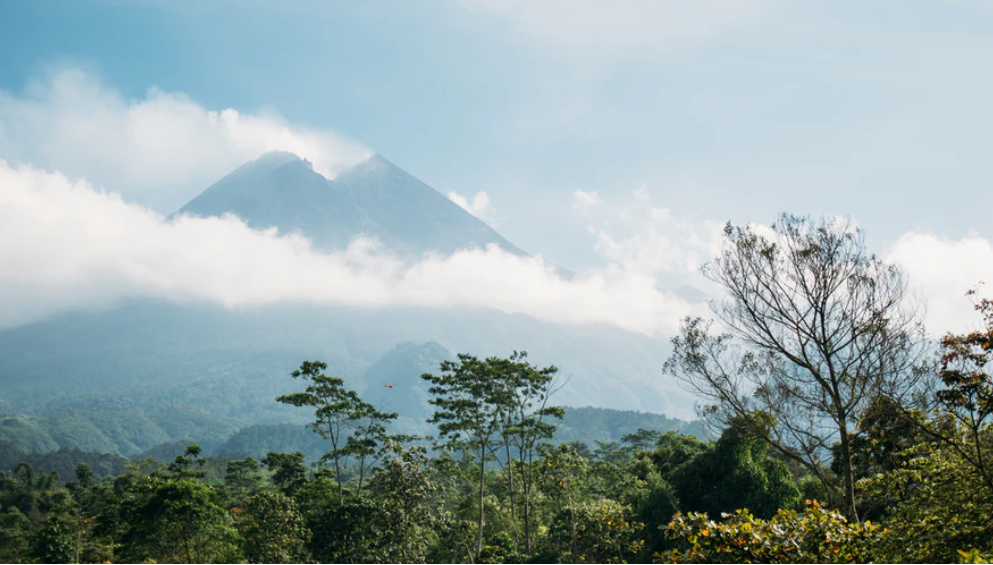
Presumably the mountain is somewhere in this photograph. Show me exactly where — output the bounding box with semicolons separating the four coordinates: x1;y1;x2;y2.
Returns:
176;152;525;256
0;152;699;456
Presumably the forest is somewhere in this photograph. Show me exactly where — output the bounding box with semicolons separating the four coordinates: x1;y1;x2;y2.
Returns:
3;214;993;564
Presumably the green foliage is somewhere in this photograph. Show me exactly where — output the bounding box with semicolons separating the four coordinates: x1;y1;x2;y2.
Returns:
120;477;241;564
263;451;308;495
368;441;438;563
0;506;31;562
659;501;881;564
238;489;310;564
0;418;58;454
13;335;993;564
29;514;75;564
307;495;383;563
542;498;645;563
423;353;507;560
670;414;801;519
277;360;395;504
860;440;993;563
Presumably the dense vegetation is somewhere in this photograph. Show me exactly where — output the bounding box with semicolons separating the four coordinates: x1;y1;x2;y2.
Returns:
3;215;993;563
0;406;703;469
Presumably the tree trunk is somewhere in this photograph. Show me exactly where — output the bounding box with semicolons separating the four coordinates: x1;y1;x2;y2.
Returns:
837;419;859;522
476;452;486;562
522;446;533;556
506;441;518;550
333;453;344;507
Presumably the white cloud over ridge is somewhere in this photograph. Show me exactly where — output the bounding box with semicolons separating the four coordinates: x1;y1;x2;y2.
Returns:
0;160;701;335
0;68;370;212
447;190;496;226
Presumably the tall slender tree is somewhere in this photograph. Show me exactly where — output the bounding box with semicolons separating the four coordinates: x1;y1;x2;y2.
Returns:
491;351;563;556
277;360;395;505
422;353;504;561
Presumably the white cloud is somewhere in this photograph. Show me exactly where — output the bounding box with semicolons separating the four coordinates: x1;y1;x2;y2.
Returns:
571;189;602;212
886;232;993;335
0;160;700;335
447;190;496;226
451;0;780;56
576;187;723;284
0;67;370;212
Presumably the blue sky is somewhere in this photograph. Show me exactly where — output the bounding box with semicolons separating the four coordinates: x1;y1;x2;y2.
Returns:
2;0;993;334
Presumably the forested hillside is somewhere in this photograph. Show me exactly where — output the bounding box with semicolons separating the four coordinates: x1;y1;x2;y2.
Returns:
0;406;705;467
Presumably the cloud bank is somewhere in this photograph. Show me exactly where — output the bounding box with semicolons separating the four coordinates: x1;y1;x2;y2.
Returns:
2;156;988;338
0;160;700;335
0;68;370;212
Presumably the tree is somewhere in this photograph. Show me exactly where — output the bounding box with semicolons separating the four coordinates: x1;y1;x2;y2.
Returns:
239;490;310;564
859;438;993;562
622;428;661;453
422;353;505;561
0;507;30;563
537;442;591;558
277;360;394;505
121;478;241;564
368;441;438;563
343;408;398;495
30;515;75;564
491;350;563;556
542;498;645;563
665;214;924;519
671;413;801;520
168;444;207;478
262;452;308;496
224;457;266;502
918;292;993;495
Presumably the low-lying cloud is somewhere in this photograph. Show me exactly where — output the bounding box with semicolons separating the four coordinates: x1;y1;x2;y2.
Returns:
3;158;989;338
0;67;370;212
0;160;701;334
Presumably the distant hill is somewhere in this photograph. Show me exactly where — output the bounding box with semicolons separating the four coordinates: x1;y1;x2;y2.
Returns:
177;152;525;256
0;440;127;482
556;407;710;445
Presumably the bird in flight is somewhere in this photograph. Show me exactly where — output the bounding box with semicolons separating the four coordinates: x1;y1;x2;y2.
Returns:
384;384;394;388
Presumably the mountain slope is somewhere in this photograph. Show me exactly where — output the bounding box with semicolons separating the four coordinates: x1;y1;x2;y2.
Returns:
176;152;524;256
336;155;525;255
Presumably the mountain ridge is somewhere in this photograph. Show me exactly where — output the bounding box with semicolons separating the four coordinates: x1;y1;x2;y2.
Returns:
175;152;525;257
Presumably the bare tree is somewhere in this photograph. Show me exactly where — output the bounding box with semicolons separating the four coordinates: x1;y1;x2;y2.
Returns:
664;214;925;520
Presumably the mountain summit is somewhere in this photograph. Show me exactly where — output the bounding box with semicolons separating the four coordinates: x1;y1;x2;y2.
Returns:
176;152;525;257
